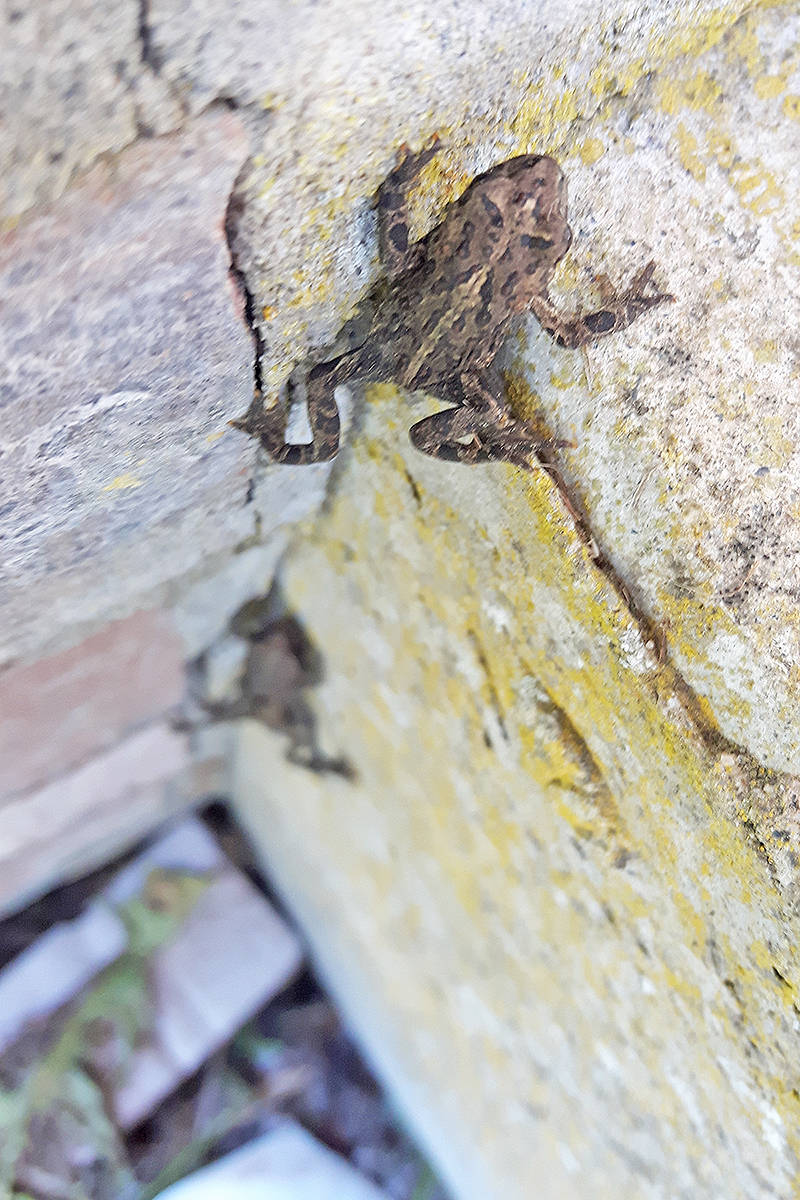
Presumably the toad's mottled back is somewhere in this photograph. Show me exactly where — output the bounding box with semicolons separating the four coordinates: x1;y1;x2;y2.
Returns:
234;145;671;468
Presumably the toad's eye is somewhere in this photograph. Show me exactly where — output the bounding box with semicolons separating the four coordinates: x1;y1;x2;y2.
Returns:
512;191;526;205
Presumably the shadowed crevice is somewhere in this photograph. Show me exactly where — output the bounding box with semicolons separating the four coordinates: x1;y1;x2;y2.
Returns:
224;165;264;399
137;0;161;73
192;584;357;782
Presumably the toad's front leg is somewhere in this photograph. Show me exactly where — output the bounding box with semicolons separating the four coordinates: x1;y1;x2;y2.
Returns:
530;261;673;348
378;138;441;279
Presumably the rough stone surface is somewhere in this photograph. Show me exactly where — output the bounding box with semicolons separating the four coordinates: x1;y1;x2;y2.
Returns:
5;0;800;1195
502;5;800;773
1;3;336;919
0;109;258;666
0;0;182;222
223;5;800;1198
234;435;800;1199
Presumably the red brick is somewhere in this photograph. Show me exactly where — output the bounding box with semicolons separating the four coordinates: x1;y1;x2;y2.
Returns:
0;723;190;914
0;610;185;798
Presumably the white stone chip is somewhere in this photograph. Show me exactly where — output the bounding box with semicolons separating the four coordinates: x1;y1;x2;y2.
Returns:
0;902;128;1053
203;635;250;705
111;821;303;1129
153;1122;391;1200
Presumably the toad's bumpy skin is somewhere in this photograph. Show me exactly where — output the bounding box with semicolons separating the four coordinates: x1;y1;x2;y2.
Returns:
233;146;672;468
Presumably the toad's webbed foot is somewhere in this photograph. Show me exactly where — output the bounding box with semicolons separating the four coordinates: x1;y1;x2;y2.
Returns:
378;136;442;278
530;260;674;348
231;362;341;465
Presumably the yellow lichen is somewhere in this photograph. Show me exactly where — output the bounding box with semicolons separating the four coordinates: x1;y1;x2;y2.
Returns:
658;69;724;115
102;472;143;492
674;124;706;181
580;137;605;165
753;340;778;363
241;7;800;1172
754;73;786;99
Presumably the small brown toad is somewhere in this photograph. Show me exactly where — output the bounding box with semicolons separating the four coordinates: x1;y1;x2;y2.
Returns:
234;144;671;468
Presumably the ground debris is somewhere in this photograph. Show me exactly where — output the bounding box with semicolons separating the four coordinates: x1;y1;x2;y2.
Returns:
0;806;448;1200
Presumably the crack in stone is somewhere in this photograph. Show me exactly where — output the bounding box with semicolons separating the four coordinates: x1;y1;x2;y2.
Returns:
224;165;264;400
223;159;270;511
137;0;161;73
537;462;800;884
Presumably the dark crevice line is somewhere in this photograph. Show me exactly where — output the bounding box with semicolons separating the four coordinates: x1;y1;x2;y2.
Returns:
402;464;423;507
513;416;799;880
224;164;267;511
137;0;161;73
525;431;747;767
224;168;263;398
467;629;509;743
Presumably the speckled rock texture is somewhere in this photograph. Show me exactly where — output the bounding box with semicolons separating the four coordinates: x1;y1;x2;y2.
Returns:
4;0;800;1195
2;109;267;665
0;0;182;221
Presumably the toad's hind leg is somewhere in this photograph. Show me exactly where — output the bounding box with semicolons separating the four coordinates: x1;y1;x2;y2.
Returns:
232;359;344;465
409;366;554;470
409;404;500;464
